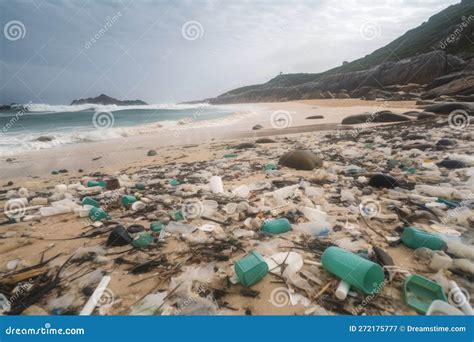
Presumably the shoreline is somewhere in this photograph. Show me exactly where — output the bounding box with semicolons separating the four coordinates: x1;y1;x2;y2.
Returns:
2;99;418;180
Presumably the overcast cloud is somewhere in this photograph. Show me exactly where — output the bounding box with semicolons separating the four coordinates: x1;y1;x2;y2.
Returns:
0;0;461;104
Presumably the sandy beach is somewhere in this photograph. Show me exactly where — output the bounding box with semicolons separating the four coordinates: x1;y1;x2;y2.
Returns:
1;99;417;180
2;97;472;316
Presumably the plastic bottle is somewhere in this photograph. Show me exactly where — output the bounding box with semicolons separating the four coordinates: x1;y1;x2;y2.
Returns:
89;207;110;221
82;197;100;208
261;218;291;234
300;206;327;222
401;227;446;250
165;221;196;234
210;176;224;193
293;222;329;236
40;206;71;217
335;280;351;300
87;180;107;188
426;300;465;315
31;197;48;206
232;185;250;198
55;184;68;193
131;201;146;211
121;195;137;206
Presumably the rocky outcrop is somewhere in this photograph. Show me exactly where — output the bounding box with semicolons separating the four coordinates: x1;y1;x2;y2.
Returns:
341;111;412;125
209;51;468;104
70;94;148;106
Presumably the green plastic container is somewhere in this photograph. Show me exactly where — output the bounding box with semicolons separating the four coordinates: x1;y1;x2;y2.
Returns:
403;274;447;313
401;227;446;251
82;197;100;208
224;153;238;158
261;218;291;234
150;221;164;232
89;207;110;221
87;180;107;188
121;195;137;206
169;179;179;187
135;182;146;190
173;211;184;221
132;232;154;248
264;163;277;171
234;251;269;287
321;246;385;294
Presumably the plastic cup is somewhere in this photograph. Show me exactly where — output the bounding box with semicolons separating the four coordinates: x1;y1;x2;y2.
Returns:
321;246;385;294
210;176;224;194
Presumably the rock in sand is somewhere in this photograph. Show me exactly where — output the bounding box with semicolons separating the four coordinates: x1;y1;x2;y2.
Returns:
278;150;322;171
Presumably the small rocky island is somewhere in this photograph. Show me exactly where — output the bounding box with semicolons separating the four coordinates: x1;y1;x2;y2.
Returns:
70;94;148;106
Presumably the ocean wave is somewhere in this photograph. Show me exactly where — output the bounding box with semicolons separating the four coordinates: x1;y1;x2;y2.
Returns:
0;108;259;157
25;102;211;114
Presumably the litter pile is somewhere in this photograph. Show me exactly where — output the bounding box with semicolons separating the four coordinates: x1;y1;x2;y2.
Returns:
0;116;473;316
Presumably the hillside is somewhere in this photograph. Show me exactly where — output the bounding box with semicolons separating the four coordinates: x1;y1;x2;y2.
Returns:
209;0;474;104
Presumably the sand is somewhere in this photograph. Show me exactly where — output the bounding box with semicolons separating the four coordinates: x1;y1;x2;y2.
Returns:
1;99;418;180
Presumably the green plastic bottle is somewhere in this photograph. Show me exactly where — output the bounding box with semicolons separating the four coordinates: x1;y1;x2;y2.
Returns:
264;163;277;171
82;197;100;208
261;218;291;234
121;195;137;206
169;179;179;187
89;207;110;221
401;227;446;251
87;180;107;188
150;221;164;232
135;182;146;190
321;246;385;294
234;251;269;287
132;232;154;248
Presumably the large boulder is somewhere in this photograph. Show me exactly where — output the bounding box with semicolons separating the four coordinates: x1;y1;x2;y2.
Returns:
422;75;474;99
341;111;411;124
278;150;322;171
423;102;474;115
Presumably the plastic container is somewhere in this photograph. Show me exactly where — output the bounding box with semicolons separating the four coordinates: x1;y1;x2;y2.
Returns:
55;184;68;193
234;251;269;287
131;201;146;211
87;180;107;188
293;222;329;236
261;218;291;234
210;176;224;194
132;232;154;248
169;179;179;187
232;185;250;198
82;197;100;208
426;300;465;315
264;163;277;171
335;280;351;300
150;221;164;232
403;274;447;314
401;227;446;250
121;195;137;206
135;182;146;190
89;207;110;221
321;246;385;294
40;205;71;217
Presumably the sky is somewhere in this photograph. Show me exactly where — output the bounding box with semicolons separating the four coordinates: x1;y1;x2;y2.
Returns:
0;0;461;105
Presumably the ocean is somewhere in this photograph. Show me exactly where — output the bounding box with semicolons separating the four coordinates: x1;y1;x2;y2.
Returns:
0;103;246;157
